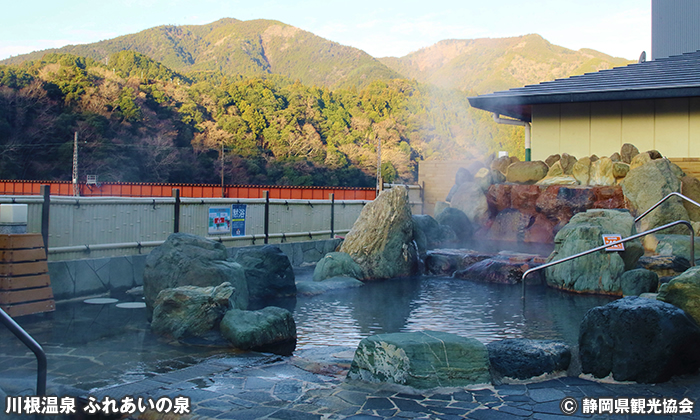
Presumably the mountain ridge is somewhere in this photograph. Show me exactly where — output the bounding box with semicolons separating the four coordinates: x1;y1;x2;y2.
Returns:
2;19;633;93
378;34;632;94
1;18;403;89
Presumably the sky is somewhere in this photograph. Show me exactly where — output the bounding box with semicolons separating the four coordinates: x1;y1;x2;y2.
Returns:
0;0;651;62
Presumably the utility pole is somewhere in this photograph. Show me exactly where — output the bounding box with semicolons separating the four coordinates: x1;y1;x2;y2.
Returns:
375;134;382;196
220;142;225;198
72;132;79;197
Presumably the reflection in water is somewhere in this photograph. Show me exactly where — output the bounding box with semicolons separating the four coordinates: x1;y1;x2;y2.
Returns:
293;276;615;350
0;276;616;390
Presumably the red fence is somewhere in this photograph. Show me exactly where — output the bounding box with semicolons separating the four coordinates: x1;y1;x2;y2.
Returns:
0;180;377;200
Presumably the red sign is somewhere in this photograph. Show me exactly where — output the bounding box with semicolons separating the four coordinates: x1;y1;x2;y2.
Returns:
602;234;625;251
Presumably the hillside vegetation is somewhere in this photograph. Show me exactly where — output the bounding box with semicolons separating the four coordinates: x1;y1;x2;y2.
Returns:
0;19;632;186
0;52;510;185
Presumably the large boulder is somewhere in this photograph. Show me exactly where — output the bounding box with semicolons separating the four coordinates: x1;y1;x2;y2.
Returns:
455;167;473;185
510;185;541;215
536;175;579;186
505;161;549;184
453;253;544;285
681;175;700;221
143;233;248;317
630;151;652;169
579;296;700;383
220;306;297;355
424;249;490;276
657;265;700;325
545;209;642;295
487;339;571;380
491;156;512;175
612;161;630;179
485;209;533;242
412;214;443;249
434;207;473;242
473;167;495;192
535;185;594;230
450;182;490;227
559;153;578;174
642;233;698;259
621;159;689;233
233;245;296;303
571;157;592;185
340;186;418;280
620;143;640;164
347;331;491;389
313;252;364;282
589;157;615;186
296;276;364;296
544;154;561;167
151;283;233;340
620;269;659;296
486;184;512;214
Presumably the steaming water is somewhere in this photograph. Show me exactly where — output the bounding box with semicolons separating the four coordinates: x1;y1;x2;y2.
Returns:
293;276;616;349
0;267;614;391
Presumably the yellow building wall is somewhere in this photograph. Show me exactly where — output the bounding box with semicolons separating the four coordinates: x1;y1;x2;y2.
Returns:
530;98;700;161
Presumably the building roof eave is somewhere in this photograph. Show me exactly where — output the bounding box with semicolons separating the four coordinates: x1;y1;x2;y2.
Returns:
469;86;700;122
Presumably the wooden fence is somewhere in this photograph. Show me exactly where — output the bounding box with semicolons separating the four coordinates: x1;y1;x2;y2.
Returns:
0;180;377;201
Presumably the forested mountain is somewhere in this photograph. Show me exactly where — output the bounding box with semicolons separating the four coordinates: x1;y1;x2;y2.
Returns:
379;34;632;93
0;19;401;90
0;52;506;185
0;19;632;186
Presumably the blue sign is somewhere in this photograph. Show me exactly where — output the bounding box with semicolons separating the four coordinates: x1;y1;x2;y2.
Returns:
231;204;247;237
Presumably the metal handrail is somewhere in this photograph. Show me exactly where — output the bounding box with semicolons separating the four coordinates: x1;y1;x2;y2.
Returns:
521;220;695;298
0;307;46;395
635;192;700;223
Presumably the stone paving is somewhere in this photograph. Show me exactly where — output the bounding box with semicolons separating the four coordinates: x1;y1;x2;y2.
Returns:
74;346;700;420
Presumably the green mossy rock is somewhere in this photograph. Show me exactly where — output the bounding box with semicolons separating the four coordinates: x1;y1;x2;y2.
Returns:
347;331;491;389
220;306;297;353
620;269;659;296
313;252;364;282
657;265;700;325
545;209;640;295
143;233;248;317
151;282;233;339
621;158;688;234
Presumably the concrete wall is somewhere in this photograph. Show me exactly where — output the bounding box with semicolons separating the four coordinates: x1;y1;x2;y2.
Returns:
48;238;341;301
531;99;700;161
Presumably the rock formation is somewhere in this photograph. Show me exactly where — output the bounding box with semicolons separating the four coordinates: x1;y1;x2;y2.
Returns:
143;233;248;318
545;209;644;295
579;296;700;383
347;331;491;389
340;186;418;280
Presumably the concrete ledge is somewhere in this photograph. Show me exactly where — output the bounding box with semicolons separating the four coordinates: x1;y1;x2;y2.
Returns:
48;239;341;301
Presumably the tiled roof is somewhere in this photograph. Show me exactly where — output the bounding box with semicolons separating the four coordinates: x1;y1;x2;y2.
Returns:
468;50;700;121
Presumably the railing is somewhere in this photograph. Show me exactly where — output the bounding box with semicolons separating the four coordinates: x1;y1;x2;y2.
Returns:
634;191;700;223
0;307;46;396
521;220;696;298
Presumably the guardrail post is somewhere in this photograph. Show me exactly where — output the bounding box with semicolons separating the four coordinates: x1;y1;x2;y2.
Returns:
40;185;50;252
263;190;269;244
330;193;335;238
172;188;180;233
